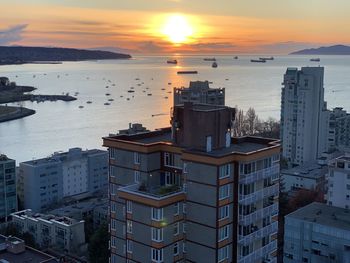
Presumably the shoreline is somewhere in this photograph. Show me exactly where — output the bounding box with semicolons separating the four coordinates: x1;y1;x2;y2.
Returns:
0;106;36;123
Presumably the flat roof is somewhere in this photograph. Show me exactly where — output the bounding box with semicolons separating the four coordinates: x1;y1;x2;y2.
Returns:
281;163;327;179
286;202;350;230
105;128;280;157
0;248;57;263
337;156;350;162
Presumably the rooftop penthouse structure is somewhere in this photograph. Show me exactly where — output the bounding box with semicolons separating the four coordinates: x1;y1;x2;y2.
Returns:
11;209;86;254
104;102;280;263
173;80;225;106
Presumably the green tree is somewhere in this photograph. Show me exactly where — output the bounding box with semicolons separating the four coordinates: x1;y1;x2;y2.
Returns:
88;223;109;263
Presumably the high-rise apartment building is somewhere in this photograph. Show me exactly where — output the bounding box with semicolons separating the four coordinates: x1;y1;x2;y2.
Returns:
174;81;225;106
328;107;350;151
326;155;350;209
104;102;280;263
281;67;329;166
18;148;108;212
0;154;17;222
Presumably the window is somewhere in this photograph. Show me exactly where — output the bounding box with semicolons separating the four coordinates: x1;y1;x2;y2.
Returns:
173;242;179;256
183;223;186;233
218;246;229;262
127;201;132;213
111;219;117;231
111;236;116;248
127;220;132;233
183;242;186;253
183;203;186;214
165;172;179;185
152;208;163;221
151;228;163;242
110;184;117;195
110;148;117;159
134;152;140;164
127;240;133;253
219;184;230;200
164;152;175;167
219;205;229;220
151;248;163;263
219;164;231;179
174;222;179;235
134;171;140;183
111;254;117;263
111;202;117;213
110;166;117;178
174;202;179;215
183;162;188;173
206;136;212;152
218;225;229;241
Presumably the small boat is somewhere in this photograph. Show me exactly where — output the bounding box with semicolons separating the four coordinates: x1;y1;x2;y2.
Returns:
142;90;146;93
177;71;198;74
130;87;135;89
164;96;168;99
105;93;111;96
167;59;177;64
128;90;135;93
259;57;274;60
212;62;218;68
135;78;140;80
120;95;124;98
168;82;172;85
127;98;130;101
233;56;238;59
78;106;84;109
225;78;229;81
251;59;266;63
167;91;172;94
147;93;152;96
112;84;116;86
204;58;216;61
86;101;92;104
310;58;320;62
104;102;110;105
108;99;114;102
161;88;166;90
105;86;109;88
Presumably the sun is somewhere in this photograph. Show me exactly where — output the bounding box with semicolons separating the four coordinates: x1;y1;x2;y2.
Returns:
161;14;194;44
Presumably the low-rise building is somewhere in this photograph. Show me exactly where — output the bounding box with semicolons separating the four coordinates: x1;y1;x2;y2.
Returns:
281;163;327;193
11;209;86;254
0;154;17;222
326;155;350;209
284;202;350;263
18;148;108;212
0;234;57;263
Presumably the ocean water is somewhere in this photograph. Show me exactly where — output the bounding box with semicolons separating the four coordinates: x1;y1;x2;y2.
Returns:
0;55;349;163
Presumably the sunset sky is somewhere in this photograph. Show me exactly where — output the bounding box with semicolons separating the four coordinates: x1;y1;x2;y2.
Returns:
2;0;350;54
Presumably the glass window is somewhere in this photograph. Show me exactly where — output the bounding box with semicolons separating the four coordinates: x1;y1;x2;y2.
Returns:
218;246;229;262
127;201;132;213
151;228;163;242
218;225;229;241
111;202;117;213
111;236;116;248
219;184;230;200
152;208;163;221
219;164;231;179
174;202;179;215
151;248;163;262
134;152;140;164
111;219;117;231
110;148;117;159
173;242;179;256
174;222;179;236
219;205;229;220
127;240;133;253
134;171;140;183
127;220;132;233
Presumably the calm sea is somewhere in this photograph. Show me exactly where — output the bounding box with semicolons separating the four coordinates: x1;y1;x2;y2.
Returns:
0;55;349;163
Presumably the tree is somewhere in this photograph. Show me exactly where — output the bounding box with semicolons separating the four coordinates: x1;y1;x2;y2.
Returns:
244;107;259;135
88;223;109;263
233;108;245;137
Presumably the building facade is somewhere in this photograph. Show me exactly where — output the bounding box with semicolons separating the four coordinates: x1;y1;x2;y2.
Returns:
326;155;350;209
281;67;328;166
284;202;350;263
11;209;86;253
0;155;17;222
173;81;225;106
328;107;350;152
104;103;280;263
18;148;108;212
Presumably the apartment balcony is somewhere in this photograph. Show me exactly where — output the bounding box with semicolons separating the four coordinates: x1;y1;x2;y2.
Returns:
239;203;278;226
238;221;278;245
239;165;280;185
117;183;185;208
239;184;279;205
238;240;277;263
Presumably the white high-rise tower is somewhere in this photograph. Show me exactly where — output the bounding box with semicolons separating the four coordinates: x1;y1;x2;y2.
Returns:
281;67;329;166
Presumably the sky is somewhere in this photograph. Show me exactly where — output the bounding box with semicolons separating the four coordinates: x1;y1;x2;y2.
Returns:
1;0;350;54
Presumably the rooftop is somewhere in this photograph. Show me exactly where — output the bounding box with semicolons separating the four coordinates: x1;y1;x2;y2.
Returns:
281;162;328;179
104;128;280;157
0;235;57;263
337;156;350;162
286;202;350;230
0;155;14;162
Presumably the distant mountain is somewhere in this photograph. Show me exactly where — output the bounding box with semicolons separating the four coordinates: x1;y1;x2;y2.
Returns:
290;45;350;55
0;46;131;65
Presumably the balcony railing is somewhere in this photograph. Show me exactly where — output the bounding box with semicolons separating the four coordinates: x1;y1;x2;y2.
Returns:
239;203;278;226
239;184;279;205
118;183;184;200
239;165;280;185
238;240;277;263
238;221;278;245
